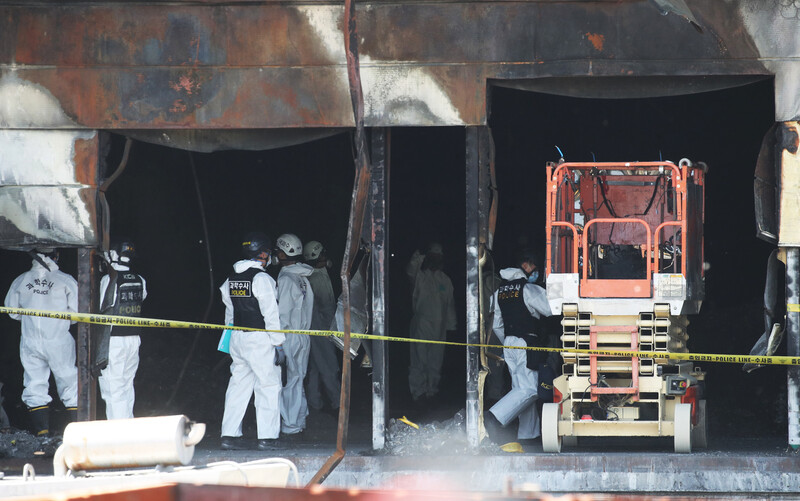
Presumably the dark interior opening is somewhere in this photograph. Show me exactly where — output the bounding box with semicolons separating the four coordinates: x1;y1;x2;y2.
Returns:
0;77;783;444
489;78;778;437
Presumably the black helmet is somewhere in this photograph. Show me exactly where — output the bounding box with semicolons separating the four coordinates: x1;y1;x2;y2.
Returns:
35;247;59;263
111;239;136;259
242;231;271;259
515;248;541;269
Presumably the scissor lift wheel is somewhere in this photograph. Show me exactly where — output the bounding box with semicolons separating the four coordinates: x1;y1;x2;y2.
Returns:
542;403;561;453
674;403;692;453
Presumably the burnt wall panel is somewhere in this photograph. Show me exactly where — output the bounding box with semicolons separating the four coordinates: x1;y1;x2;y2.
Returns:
1;1;797;127
9;67;353;128
354;2;762;63
0;130;100;249
8;5;342;67
532;2;725;62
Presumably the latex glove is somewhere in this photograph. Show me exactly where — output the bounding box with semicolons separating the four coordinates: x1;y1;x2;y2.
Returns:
274;345;286;366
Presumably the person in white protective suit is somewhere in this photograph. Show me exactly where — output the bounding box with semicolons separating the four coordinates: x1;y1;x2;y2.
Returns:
4;248;78;437
407;243;457;401
276;233;315;436
98;239;147;420
219;232;285;451
484;249;552;444
302;241;341;414
329;247;371;366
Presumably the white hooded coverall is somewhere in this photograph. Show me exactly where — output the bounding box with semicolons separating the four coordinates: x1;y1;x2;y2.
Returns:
277;262;315;434
488;267;552;440
329;254;369;357
406;250;457;400
98;263;148;419
220;259;284;439
306;267;341;411
4;257;79;409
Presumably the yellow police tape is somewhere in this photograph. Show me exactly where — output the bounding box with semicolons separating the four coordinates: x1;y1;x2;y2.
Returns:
0;306;797;367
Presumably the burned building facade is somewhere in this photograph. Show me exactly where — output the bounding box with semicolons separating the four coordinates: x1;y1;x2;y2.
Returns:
0;0;799;448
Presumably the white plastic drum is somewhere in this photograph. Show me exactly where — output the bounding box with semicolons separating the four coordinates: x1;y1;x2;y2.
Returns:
55;415;205;476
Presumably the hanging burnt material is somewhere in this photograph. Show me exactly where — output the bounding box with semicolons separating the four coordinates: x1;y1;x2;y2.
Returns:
308;0;372;485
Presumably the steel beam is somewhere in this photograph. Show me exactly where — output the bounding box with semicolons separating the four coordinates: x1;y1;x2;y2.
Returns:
76;248;98;421
465;126;488;448
370;128;389;450
776;121;800;447
787;248;800;448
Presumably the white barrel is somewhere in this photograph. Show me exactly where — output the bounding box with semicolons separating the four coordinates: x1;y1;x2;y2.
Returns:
58;415;205;473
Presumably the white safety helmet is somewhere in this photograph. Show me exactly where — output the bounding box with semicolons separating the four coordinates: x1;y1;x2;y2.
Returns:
276;233;303;257
303;241;324;261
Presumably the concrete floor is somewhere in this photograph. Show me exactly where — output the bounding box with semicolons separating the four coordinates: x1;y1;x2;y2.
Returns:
188;436;800;494
2;407;800;496
2;434;800;496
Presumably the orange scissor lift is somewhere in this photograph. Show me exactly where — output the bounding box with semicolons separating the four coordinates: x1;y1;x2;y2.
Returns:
541;159;708;453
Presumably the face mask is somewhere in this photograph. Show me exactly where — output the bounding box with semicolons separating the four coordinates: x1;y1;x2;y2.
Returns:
527;271;539;283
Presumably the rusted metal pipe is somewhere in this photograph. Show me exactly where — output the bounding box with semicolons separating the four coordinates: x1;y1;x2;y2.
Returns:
98;137;133;251
99;137;132;193
77;248;98;422
307;0;371;484
93;136;133;379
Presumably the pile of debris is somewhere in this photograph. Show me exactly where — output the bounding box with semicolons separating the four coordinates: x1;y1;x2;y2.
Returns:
383;409;495;455
0;429;59;459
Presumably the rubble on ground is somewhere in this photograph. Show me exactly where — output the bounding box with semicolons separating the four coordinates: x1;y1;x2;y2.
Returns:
382;409;495;455
0;428;59;458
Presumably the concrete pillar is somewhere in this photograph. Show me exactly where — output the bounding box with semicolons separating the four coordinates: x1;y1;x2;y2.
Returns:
370;128;390;450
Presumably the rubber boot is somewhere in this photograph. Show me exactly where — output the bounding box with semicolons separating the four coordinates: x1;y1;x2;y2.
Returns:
28;405;50;437
65;406;78;426
484;410;517;446
483;411;503;444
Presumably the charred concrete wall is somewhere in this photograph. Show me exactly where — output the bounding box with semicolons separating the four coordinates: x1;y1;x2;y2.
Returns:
0;1;797;138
